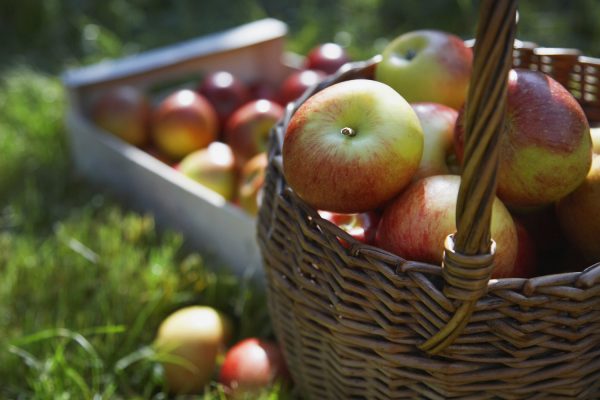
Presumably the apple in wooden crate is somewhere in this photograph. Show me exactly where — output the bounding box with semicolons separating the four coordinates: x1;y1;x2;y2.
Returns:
238;152;267;216
224;99;284;167
375;30;473;109
304;42;350;74
177;142;238;201
283;79;423;213
89;85;151;146
152;89;218;160
454;69;593;209
375;175;519;279
154;306;230;394
197;70;251;131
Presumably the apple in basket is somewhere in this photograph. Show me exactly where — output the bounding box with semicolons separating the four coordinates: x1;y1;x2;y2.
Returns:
177;142;237;201
89;85;151;146
283;79;424;213
304;42;351;74
152;89;219;160
224;99;284;168
218;338;289;398
154;306;230;394
454;69;593;209
556;154;600;264
318;210;380;245
375;30;473;109
375;175;520;279
410;102;459;180
197;70;251;131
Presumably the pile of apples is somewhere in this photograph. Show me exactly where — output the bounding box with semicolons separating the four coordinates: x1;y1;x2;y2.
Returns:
283;29;600;279
89;42;350;216
154;305;289;397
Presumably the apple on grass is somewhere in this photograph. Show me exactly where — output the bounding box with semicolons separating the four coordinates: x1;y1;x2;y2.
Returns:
410;102;458;180
318;210;380;246
224;99;284;168
556;154;600;264
197;70;250;131
218;338;289;399
375;175;519;279
238;152;267;216
154;306;230;395
304;42;350;74
89;85;151;146
152;89;218;160
177;142;237;201
278;69;327;106
283;79;423;214
454;69;592;209
375;30;473;109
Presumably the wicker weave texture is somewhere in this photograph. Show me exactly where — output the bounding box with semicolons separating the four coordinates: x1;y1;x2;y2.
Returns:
257;22;600;400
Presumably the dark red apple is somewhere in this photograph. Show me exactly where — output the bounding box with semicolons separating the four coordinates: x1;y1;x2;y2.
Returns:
454;69;592;208
278;69;327;106
318;210;380;245
152;89;218;160
197;70;250;130
304;42;350;74
224;99;284;167
90;85;151;146
511;219;538;279
218;338;289;398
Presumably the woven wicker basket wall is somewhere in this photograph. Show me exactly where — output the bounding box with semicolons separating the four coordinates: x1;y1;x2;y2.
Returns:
257;1;600;398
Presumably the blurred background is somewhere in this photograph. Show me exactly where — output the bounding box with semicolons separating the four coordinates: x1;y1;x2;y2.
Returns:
2;0;600;398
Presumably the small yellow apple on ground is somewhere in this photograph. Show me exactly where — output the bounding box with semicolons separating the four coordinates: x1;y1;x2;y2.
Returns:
177;142;237;201
154;306;230;395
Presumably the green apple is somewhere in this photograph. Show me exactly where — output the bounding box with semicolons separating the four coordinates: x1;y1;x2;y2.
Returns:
375;30;473;110
177;142;237;201
283;79;423;213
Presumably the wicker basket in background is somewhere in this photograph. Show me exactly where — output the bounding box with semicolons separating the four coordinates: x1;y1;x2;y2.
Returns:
257;1;600;398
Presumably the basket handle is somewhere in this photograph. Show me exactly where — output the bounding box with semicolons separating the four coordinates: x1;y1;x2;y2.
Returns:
419;0;518;355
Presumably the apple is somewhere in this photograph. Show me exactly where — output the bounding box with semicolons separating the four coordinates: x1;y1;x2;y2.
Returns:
283;79;423;213
224;99;284;167
410;102;458;180
89;85;151;146
152;89;218;160
304;42;350;74
318;210;380;245
238;152;267;216
218;338;289;398
178;142;237;201
454;69;593;208
512;219;538;278
154;306;229;394
591;126;600;154
278;69;327;106
375;30;473;109
197;70;250;130
248;81;280;103
556;154;600;264
375;175;519;279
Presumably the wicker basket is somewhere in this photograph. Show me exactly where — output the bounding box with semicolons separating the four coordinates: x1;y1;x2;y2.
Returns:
257;1;600;398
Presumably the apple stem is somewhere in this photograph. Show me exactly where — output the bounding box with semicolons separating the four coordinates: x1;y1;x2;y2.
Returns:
341;127;356;137
405;49;417;61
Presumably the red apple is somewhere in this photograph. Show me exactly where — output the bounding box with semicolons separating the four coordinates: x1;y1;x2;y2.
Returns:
304;42;350;74
154;306;229;394
454;69;592;208
375;175;518;279
512;219;538;278
178;142;237;201
410;102;458;180
197;70;250;130
375;30;473;109
278;69;327;106
152;89;218;160
238;152;267;216
556;154;600;264
318;210;380;245
218;338;289;398
89;85;151;146
224;99;284;167
283;79;423;213
248;81;280;103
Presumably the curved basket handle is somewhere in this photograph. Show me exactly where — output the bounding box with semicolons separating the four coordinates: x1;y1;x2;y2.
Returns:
419;0;518;355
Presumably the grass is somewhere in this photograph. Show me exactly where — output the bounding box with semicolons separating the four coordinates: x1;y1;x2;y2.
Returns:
0;68;286;398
